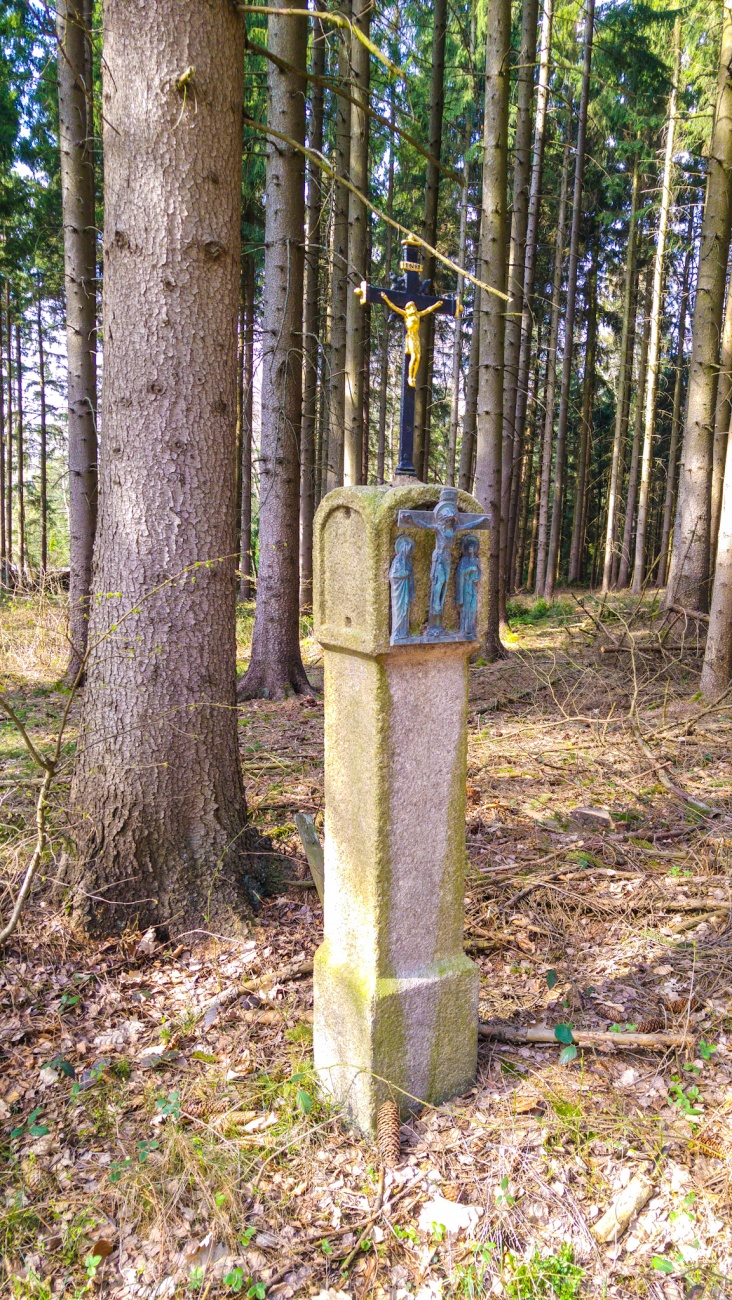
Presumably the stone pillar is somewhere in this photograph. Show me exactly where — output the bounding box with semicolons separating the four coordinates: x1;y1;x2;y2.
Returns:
312;483;488;1135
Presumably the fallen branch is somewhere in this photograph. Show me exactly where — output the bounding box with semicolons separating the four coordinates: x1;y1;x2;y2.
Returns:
478;1021;694;1050
630;719;722;816
669;603;709;623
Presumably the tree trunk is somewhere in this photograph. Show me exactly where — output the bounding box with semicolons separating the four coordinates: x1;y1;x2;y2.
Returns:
618;266;653;589
15;322;24;576
240;5;310;699
666;7;732;613
501;0;539;607
474;0;510;660
71;0;247;932
511;0;554;512
602;155;640;591
57;0;98;678
326;4;351;489
343;0;371;485
412;0;447;480
535;135;570;597
5;286;12;567
545;0;595;601
376;101;395;486
0;294;5;575
459;281;481;493
701;401;732;696
37;290;48;575
631;21;680;594
515;327;542;586
239;254;255;601
711;258;732;565
447;117;472;487
569;246;597;584
658;214;694;589
299;9;326;603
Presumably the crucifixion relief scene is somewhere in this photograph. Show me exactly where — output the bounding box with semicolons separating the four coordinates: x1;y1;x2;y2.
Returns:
1;0;732;1295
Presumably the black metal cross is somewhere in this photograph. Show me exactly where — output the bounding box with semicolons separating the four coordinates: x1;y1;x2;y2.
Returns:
356;236;461;477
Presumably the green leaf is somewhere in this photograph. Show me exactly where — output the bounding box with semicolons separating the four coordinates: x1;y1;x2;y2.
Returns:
554;1023;574;1045
546;969;558;989
652;1257;674;1274
28;1124;50;1137
247;1284;266;1300
224;1268;244;1293
296;1088;313;1114
699;1039;717;1061
559;1044;578;1065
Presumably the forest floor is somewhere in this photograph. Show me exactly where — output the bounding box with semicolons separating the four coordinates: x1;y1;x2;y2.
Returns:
2;591;732;1299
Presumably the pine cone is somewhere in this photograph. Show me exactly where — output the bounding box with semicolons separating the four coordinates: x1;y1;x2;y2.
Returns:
635;1017;666;1034
376;1099;401;1167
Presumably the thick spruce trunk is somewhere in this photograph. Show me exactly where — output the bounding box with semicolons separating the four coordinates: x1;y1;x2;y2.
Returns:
569;250;597;584
376;102;395;485
632;23;680;594
666;8;732;612
535;136;570;597
15;323;24;575
658;221;694;589
545;0;594;601
0;301;4;574
37;292;48;575
299;11;326;602
701;404;732;696
475;0;510;660
57;0;98;679
501;0;539;606
343;0;371;485
413;0;447;479
72;0;248;932
239;254;255;602
602;157;640;591
447;118;471;487
459;281;481;494
5;287;11;567
618;268;653;589
326;5;351;488
511;0;554;512
240;4;310;699
711;263;732;565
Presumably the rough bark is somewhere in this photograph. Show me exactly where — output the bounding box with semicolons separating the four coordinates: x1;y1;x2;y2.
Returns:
447;117;471;487
535;136;570;597
701;403;732;696
666;7;732;612
57;0;98;678
501;0;539;606
5;287;12;566
240;4;310;699
239;254;255;601
474;0;510;660
300;9;326;602
658;217;694;589
569;248;597;584
711;257;732;564
413;0;447;480
15;323;24;576
459;282;481;494
515;329;542;586
545;0;595;601
376;101;395;485
602;156;640;592
343;0;371;485
37;291;48;575
71;0;248;932
326;3;351;489
632;23;680;594
0;296;5;574
511;0;554;513
618;267;653;589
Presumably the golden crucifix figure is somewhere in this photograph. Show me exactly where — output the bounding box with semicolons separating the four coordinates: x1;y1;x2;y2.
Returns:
380;293;443;387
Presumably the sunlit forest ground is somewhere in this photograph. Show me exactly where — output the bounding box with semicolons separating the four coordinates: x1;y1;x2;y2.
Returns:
2;591;732;1298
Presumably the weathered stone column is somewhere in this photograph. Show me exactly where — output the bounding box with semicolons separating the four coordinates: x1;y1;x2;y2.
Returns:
312;483;488;1135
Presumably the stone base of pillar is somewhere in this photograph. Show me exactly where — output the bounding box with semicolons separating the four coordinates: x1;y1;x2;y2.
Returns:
314;943;478;1134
